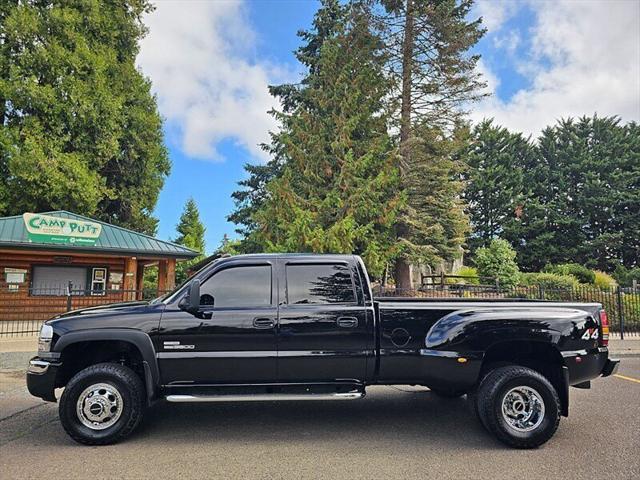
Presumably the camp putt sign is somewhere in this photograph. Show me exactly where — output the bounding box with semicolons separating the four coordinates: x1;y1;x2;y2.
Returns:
23;213;102;246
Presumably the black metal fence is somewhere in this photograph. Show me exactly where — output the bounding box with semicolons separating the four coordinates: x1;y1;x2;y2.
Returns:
1;284;638;338
373;284;640;337
0;286;170;337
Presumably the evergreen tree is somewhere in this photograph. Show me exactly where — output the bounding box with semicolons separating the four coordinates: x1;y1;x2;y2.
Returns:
462;119;534;254
250;2;402;276
474;238;520;288
375;0;487;289
0;0;169;234
174;198;206;284
401;124;470;268
214;234;242;256
517;116;639;271
228;0;346;250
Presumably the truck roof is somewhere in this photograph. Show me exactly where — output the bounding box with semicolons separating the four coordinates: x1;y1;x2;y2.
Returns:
227;253;357;260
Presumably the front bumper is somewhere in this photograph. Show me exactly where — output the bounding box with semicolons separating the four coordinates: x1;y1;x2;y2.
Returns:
26;357;61;402
601;358;620;377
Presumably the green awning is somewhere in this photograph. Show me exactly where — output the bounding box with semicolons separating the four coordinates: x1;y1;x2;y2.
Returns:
0;211;198;259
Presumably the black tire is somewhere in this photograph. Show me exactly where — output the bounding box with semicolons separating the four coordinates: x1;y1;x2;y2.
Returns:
469;366;499;431
429;387;465;398
477;365;560;449
467;390;488;431
59;362;145;445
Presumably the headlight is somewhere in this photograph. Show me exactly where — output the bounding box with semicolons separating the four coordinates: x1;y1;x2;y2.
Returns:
38;324;54;353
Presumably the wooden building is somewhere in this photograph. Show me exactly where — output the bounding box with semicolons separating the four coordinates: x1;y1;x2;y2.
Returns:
0;211;198;323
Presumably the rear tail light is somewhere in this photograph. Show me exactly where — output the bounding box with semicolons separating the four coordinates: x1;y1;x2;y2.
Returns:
599;309;609;346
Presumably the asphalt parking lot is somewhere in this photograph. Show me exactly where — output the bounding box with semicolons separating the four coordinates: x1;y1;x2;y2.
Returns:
1;359;638;480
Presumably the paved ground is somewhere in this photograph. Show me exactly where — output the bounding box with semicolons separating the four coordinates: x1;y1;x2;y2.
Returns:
0;360;638;480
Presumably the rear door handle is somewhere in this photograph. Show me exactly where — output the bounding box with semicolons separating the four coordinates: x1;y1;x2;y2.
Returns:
337;316;358;328
253;317;275;329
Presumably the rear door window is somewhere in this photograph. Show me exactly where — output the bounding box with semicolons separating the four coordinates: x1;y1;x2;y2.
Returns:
286;264;356;305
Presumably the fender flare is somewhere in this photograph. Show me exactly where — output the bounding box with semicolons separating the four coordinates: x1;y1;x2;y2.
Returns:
54;329;159;404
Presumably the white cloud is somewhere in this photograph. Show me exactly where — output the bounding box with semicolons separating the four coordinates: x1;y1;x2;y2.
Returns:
137;0;293;161
493;29;521;55
472;0;640;136
474;0;521;31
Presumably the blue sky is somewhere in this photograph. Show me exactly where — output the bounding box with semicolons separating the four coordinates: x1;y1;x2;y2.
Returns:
137;0;640;252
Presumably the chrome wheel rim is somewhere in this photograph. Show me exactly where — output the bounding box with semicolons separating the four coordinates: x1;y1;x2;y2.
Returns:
76;383;123;430
501;386;545;432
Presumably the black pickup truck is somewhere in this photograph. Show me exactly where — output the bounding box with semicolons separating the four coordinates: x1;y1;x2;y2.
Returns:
27;254;619;448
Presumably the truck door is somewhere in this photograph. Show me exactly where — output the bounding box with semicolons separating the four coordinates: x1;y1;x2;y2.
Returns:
276;260;372;383
157;260;278;385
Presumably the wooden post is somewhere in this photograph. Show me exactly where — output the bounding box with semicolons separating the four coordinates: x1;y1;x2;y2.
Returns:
123;257;137;301
157;260;168;294
136;263;145;300
167;258;176;291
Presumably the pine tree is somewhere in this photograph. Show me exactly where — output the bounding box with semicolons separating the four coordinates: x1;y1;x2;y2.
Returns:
250;2;402;276
516;116;639;271
462;119;534;255
376;0;486;289
214;234;241;256
401;124;470;268
228;0;346;251
174;198;206;283
0;0;169;234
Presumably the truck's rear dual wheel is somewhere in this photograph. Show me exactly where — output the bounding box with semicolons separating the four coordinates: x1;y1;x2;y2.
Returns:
476;365;560;449
59;363;145;445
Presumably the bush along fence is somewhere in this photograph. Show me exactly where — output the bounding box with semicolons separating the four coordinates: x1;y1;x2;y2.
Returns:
372;283;640;338
0;284;170;337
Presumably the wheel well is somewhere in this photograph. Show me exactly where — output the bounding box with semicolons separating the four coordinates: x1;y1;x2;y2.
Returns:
57;340;146;390
480;341;568;416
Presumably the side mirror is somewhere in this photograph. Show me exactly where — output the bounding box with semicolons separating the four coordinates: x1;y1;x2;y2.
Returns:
179;279;200;313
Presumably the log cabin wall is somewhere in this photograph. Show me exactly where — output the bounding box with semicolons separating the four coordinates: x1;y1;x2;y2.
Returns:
0;249;128;322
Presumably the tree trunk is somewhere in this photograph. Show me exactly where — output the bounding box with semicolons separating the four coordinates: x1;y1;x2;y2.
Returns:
394;259;412;295
394;0;415;293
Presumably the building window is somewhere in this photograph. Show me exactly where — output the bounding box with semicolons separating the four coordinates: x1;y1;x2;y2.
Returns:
30;266;108;296
31;266;87;295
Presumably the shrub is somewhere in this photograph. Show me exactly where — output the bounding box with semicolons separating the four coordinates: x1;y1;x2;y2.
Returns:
593;270;617;289
613;266;640;287
518;272;579;290
454;266;479;285
474;239;520;288
544;263;595;284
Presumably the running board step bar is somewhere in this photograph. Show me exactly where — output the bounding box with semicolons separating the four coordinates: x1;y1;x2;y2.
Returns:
165;392;364;403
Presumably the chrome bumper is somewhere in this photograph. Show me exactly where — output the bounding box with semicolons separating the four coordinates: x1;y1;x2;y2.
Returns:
26;356;60;402
28;359;52;374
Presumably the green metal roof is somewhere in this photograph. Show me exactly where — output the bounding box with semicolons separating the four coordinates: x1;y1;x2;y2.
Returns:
0;211;199;259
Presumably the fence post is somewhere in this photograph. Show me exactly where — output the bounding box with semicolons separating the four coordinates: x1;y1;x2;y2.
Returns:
66;280;73;312
616;286;625;340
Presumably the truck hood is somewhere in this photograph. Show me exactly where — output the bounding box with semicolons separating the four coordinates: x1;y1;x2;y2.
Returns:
46;301;165;336
50;301;151;320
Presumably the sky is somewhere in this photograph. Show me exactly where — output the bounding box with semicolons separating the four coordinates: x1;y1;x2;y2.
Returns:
136;0;640;252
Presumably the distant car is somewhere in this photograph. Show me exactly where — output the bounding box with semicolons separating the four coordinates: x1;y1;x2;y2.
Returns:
27;254;619;448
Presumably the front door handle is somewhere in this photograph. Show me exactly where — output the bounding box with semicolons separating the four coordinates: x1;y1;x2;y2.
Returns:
253;317;275;329
337;316;358;328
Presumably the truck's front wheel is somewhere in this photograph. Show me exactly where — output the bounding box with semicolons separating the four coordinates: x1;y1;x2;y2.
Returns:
476;365;560;449
59;363;145;445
